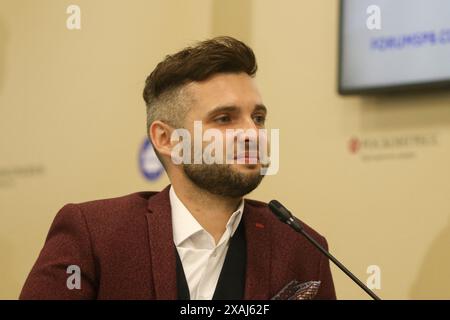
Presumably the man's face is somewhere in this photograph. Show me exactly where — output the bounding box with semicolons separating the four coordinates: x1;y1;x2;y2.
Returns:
179;72;267;198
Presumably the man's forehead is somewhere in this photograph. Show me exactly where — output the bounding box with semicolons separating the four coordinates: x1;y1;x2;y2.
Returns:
185;72;263;111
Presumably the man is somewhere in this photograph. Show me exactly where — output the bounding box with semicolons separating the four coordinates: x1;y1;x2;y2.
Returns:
20;37;336;300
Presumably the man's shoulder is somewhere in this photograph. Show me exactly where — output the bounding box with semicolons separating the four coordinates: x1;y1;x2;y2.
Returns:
48;190;166;243
58;191;161;226
73;191;154;212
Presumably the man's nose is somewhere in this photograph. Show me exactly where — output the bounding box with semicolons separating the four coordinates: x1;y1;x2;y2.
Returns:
240;116;259;131
236;117;259;144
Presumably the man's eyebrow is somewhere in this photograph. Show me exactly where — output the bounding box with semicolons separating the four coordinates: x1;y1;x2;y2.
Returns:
206;104;267;118
206;105;240;118
254;104;267;114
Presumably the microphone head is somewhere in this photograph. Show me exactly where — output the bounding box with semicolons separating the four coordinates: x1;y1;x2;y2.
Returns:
268;200;304;232
268;200;294;223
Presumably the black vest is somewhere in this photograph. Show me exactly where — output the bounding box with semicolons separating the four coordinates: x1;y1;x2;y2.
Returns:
175;220;246;300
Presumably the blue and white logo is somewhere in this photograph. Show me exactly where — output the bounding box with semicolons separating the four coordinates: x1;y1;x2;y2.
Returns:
138;138;164;181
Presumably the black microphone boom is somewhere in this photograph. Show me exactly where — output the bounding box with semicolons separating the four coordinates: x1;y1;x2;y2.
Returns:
268;200;381;300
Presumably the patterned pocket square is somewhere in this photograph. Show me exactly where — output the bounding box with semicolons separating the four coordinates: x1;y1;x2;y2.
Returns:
271;280;321;300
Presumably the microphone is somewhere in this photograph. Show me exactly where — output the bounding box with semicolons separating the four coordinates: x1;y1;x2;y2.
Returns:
268;200;381;300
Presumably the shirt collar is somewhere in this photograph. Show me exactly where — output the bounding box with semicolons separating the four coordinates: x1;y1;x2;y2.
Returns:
170;186;244;247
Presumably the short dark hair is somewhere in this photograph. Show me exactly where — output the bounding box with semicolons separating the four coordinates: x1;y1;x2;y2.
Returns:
143;36;258;132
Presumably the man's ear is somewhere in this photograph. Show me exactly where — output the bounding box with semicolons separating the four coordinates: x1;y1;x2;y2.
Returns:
149;120;173;160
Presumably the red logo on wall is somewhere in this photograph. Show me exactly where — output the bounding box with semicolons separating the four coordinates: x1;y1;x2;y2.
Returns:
348;137;361;154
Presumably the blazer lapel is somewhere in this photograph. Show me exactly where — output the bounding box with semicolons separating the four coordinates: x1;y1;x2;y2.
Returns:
243;201;272;299
145;185;178;300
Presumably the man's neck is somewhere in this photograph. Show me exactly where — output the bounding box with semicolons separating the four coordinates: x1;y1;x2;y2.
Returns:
170;179;242;244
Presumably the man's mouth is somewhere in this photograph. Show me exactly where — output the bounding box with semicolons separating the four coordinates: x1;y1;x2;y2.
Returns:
234;151;259;163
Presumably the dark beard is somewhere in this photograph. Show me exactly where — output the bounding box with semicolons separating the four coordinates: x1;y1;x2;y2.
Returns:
183;163;264;198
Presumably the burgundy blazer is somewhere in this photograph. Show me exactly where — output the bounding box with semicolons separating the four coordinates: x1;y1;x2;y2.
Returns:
20;185;336;300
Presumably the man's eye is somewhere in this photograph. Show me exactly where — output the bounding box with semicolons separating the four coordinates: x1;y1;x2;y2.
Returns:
214;115;231;124
253;115;266;125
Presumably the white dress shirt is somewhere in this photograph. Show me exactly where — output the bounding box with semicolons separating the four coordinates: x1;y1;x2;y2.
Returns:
169;186;244;300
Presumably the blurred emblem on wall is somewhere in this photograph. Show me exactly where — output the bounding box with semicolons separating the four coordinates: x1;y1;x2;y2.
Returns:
138;138;164;181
